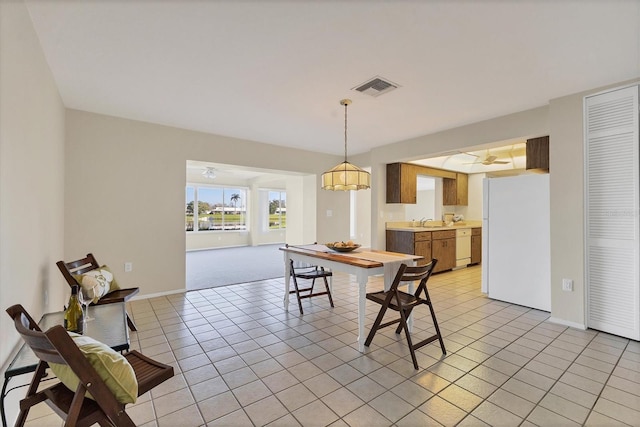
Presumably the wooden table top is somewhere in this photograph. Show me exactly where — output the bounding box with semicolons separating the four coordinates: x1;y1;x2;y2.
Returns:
280;245;421;269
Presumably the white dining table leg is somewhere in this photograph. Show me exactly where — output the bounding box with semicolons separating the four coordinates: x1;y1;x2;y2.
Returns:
283;253;291;311
356;271;368;352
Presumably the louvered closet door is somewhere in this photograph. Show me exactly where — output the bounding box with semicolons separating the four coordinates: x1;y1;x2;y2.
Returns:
585;85;639;340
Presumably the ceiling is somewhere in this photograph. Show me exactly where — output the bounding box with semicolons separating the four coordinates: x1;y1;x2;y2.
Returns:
25;1;639;157
414;140;527;174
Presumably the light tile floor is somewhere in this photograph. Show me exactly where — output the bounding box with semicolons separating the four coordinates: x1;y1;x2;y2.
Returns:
22;265;640;426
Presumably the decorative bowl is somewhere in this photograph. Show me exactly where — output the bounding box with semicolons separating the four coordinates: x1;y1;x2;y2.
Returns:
326;243;361;253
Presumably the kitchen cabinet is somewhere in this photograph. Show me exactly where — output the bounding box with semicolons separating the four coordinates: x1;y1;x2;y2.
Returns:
431;230;456;273
387;162;457;204
386;163;417;203
526;136;549;171
470;227;482;265
386;230;431;266
443;173;468;205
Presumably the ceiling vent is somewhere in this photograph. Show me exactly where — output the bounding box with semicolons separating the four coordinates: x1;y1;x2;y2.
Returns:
353;76;399;97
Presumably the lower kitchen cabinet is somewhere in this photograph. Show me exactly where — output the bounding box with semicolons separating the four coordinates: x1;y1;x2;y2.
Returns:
414;233;432;266
470;227;482;265
432;230;456;273
386;230;432;266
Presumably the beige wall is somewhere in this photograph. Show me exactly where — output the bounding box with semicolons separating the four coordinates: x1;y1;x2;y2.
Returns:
0;0;66;407
64;110;347;298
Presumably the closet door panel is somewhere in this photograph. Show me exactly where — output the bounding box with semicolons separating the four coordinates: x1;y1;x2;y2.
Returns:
585;85;639;340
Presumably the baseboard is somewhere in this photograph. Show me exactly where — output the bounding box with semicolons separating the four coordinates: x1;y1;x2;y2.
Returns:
130;288;186;300
187;242;284;252
547;316;586;330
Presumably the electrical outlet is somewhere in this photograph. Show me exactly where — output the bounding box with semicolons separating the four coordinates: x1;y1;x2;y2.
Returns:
562;278;573;291
326;209;333;217
124;262;133;273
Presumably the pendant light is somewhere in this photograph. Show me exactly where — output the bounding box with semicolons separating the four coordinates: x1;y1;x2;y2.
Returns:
321;99;371;191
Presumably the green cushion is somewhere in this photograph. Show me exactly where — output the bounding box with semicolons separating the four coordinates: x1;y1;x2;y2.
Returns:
75;269;111;303
49;333;137;404
100;265;121;291
73;265;121;303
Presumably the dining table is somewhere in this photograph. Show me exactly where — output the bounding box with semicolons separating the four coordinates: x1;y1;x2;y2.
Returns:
280;244;422;352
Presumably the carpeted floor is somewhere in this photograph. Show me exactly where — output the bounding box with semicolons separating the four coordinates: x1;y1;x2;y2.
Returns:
186;243;285;290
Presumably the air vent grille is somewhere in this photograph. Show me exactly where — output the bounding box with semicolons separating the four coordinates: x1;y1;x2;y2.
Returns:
353;76;399;97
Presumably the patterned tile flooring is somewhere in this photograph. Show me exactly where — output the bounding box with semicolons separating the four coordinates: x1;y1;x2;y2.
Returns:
23;265;640;426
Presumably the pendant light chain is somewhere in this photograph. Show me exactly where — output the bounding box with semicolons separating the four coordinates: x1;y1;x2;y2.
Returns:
344;101;348;163
321;98;370;191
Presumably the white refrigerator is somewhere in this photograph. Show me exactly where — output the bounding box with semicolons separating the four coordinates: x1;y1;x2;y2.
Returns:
482;174;551;312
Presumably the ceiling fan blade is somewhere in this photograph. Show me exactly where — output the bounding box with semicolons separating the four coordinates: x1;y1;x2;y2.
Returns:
493;160;510;164
460;151;480;158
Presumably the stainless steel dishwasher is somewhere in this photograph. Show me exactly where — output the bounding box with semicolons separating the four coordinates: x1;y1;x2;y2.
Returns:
455;228;472;267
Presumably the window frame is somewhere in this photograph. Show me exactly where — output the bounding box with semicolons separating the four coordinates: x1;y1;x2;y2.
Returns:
266;189;287;231
186;183;249;232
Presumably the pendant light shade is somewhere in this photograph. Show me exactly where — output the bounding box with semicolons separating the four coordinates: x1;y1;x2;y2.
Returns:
321;161;371;191
321;99;370;191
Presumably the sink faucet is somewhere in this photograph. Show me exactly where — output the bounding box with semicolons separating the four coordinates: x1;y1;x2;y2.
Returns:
419;217;432;227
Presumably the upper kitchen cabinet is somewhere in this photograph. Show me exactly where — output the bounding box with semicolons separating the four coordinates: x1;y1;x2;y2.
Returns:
386;163;418;203
387;162;458;204
443;173;468;205
526;136;549;171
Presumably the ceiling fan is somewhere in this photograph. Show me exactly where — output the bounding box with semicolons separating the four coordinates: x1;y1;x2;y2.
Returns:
463;150;510;165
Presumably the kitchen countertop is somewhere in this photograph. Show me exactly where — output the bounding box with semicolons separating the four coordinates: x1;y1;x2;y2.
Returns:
386;220;482;232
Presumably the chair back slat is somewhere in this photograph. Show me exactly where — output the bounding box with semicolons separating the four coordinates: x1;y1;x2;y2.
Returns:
57;253;100;288
7;309;68;365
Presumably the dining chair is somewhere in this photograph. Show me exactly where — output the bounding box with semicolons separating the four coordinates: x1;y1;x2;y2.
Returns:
286;244;334;314
364;259;445;369
6;304;174;427
57;253;139;331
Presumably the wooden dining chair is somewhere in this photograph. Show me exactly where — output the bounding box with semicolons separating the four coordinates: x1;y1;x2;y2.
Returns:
364;259;445;369
6;304;174;427
286;244;334;314
57;253;139;331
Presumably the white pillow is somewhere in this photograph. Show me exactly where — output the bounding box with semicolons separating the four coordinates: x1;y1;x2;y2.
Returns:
79;269;113;303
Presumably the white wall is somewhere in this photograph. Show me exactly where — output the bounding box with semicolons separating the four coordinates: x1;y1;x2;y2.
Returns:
405;176;437;223
0;0;66;421
467;173;485;220
353;179;372;247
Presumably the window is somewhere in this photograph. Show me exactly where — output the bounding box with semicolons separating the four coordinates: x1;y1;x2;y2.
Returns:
185;185;247;231
268;190;286;230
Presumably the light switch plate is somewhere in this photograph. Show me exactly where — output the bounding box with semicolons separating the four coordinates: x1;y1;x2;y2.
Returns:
562;278;573;291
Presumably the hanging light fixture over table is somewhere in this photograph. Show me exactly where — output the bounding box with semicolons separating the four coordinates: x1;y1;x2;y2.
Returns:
321;99;370;191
